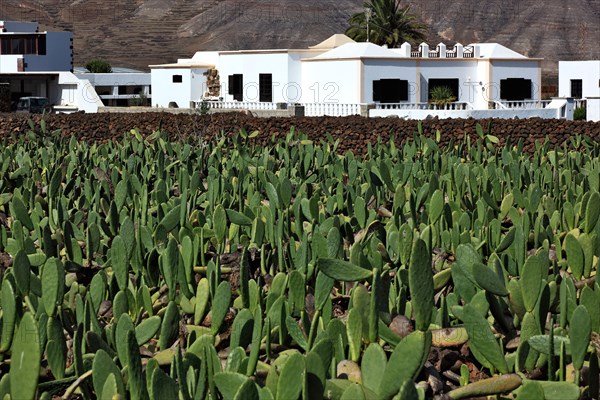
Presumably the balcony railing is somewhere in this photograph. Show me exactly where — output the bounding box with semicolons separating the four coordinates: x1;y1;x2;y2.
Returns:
375;102;472;110
202;101;278;110
301;103;362;117
493;100;551;110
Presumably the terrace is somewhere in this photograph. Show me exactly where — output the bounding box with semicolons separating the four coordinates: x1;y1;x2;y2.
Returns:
191;98;575;120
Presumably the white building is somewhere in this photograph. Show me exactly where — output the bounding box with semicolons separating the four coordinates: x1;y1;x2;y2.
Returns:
150;34;551;118
75;68;151;107
559;61;600;121
0;21;103;113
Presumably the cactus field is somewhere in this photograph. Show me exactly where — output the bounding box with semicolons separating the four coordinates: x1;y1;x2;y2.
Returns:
0;120;599;399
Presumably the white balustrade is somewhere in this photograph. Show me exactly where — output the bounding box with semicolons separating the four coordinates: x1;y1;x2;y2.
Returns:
202;101;278;110
301;103;361;117
495;100;551;109
374;102;472;111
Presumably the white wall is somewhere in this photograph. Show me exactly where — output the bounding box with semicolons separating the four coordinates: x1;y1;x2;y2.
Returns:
488;60;541;102
288;52;307;97
362;59;418;103
472;60;491;109
587;99;600;122
418;60;479;103
301;59;360;104
559;61;600;98
0;55;22;72
190;68;208;101
370;108;558;119
52;72;103;113
24;32;73;72
218;52;290;103
151;68;192;108
361;59;485;106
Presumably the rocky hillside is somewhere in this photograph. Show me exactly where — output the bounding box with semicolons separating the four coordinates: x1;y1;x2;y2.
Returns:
1;0;598;74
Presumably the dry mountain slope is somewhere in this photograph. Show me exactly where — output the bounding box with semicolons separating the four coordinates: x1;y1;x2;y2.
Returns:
407;0;600;73
1;0;598;75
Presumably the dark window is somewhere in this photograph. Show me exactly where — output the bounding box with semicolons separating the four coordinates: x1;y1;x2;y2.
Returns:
37;35;46;55
95;86;112;95
500;78;532;101
172;75;183;83
0;34;45;55
259;74;273;102
373;79;409;103
570;79;583;98
228;74;243;101
428;78;459;100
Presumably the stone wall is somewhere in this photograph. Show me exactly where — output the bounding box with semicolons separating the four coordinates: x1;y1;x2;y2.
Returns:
2;112;599;155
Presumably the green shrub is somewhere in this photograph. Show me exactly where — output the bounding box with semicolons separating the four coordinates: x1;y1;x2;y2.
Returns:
85;59;112;73
574;106;586;120
429;85;456;107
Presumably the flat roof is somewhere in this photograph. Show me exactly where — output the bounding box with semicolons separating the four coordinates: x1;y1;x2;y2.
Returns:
148;63;214;69
0;72;61;75
217;48;326;55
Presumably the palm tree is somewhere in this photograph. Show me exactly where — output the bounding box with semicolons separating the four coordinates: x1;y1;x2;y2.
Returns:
345;0;427;48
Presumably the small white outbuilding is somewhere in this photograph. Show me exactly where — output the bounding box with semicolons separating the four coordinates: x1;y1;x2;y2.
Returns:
559;60;600;121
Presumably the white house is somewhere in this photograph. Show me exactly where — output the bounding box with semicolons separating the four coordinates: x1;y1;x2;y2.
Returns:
301;41;541;110
150;34;556;118
559;61;600;121
0;21;103;113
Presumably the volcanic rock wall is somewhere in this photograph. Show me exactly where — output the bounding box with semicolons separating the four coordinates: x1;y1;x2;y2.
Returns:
2;112;599;154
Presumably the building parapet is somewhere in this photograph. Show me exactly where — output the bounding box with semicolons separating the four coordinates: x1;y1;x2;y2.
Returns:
405;43;474;59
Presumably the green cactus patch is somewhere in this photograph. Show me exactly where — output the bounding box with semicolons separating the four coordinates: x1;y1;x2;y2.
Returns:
0;122;597;399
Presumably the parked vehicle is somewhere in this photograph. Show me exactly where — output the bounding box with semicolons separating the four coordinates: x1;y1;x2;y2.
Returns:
15;96;52;113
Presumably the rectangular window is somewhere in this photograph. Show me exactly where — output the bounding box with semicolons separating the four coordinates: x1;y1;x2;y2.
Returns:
428;78;460;101
259;74;273;102
37;35;46;55
372;79;409;103
172;75;183;83
228;74;243;101
500;78;532;101
95;86;113;96
0;34;45;55
570;79;583;98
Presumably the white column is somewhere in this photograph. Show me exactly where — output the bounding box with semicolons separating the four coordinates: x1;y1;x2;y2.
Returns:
455;43;464;58
400;42;411;57
437;43;447;58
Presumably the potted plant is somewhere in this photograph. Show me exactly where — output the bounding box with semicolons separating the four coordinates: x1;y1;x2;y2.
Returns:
429;85;456;109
